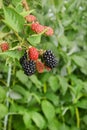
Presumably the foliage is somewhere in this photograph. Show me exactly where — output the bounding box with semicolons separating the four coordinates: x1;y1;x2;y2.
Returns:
0;0;87;130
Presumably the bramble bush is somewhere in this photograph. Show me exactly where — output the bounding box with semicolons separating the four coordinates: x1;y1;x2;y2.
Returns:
0;0;87;130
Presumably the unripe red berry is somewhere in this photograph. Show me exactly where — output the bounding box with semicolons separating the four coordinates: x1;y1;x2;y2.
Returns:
25;15;36;22
36;60;45;73
31;22;44;34
0;42;9;52
44;26;54;36
28;47;39;61
31;22;39;32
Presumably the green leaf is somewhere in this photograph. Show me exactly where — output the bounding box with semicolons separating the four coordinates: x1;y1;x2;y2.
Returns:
81;66;87;75
23;112;31;128
29;75;42;88
20;10;35;17
41;100;55;121
72;55;87;68
46;92;59;106
9;90;22;100
76;99;87;109
48;118;61;130
3;7;25;32
27;34;41;46
58;35;70;46
48;76;59;92
16;70;28;83
31;111;46;129
0;0;3;8
0;86;6;103
59;123;69;130
16;70;32;89
58;76;68;95
13;85;30;98
12;0;21;6
71;127;79;130
0;50;24;60
82;115;87;125
0;32;8;39
0;104;8;119
10;103;26;114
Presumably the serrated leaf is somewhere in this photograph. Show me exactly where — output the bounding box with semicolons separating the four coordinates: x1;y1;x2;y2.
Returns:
12;0;21;6
0;32;8;39
0;0;3;9
10;103;26;114
0;50;24;60
59;123;69;130
83;115;87;125
16;70;32;89
16;70;28;83
31;111;46;129
20;10;35;17
27;34;41;46
3;7;25;32
0;104;8;119
58;76;68;95
46;92;59;106
48;76;59;92
9;90;22;100
29;75;42;88
72;55;87;68
12;85;31;102
76;99;87;109
23;112;31;128
48;118;61;130
0;86;6;103
41;100;55;121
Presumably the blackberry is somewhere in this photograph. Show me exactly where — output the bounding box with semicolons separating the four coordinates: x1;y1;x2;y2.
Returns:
20;52;36;76
43;50;57;69
20;51;27;65
23;60;36;76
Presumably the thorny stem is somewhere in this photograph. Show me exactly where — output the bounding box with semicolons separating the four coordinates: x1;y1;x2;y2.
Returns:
14;31;22;42
76;107;80;128
4;63;12;130
22;0;29;11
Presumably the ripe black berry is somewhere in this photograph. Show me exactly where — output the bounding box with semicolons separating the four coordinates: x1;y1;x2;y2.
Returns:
23;60;36;76
20;52;36;76
43;50;57;69
20;51;27;65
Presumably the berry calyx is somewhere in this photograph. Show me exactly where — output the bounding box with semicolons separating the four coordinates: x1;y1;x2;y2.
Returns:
44;26;54;36
28;47;39;61
45;65;51;71
0;43;9;52
25;14;36;22
36;60;45;73
43;50;57;69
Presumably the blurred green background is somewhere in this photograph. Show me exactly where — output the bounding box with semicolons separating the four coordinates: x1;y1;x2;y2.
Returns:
0;0;87;130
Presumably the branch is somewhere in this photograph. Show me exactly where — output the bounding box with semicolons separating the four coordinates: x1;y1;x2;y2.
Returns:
4;63;12;130
22;0;29;11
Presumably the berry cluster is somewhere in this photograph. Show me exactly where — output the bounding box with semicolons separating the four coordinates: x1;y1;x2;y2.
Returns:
20;47;57;76
31;22;54;36
25;14;54;36
20;11;57;76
